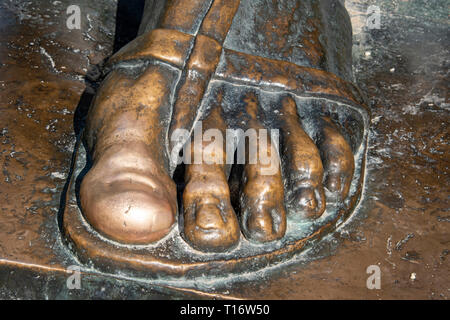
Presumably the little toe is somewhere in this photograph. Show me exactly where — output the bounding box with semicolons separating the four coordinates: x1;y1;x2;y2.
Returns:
316;117;355;200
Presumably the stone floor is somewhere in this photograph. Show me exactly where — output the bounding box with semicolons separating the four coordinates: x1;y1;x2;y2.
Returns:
0;0;448;299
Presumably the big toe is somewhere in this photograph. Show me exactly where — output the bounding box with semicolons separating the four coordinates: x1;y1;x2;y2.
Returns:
80;172;176;244
317;118;355;200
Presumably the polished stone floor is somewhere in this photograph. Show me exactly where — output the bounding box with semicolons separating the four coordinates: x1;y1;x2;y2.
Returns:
0;0;448;299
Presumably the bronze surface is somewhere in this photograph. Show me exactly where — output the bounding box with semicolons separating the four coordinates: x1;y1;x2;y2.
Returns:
61;0;370;272
0;0;448;299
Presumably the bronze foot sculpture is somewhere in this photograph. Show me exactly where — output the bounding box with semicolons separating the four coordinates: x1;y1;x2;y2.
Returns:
63;0;370;279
